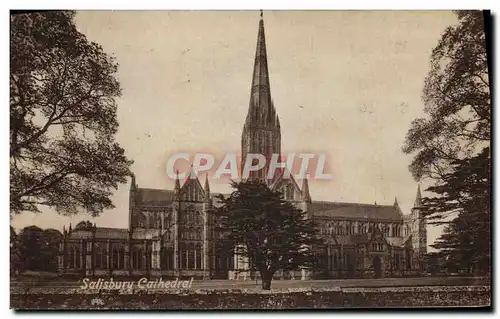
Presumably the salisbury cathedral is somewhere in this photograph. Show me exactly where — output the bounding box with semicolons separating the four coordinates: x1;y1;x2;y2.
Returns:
58;14;427;280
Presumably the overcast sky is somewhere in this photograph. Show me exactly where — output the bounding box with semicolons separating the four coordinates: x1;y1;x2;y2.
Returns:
11;10;459;249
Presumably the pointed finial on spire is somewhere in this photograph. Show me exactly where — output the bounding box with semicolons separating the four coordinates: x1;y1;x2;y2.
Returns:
414;183;422;207
301;175;312;203
204;173;210;190
130;172;137;191
374;201;377;205
260;10;263;18
189;163;197;180
394;197;399;206
204;173;210;201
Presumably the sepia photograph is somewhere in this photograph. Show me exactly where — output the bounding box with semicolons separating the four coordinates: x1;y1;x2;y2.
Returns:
9;9;491;310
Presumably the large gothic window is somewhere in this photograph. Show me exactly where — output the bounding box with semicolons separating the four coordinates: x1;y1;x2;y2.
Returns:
180;243;187;269
155;215;162;228
162;248;174;270
145;247;152;269
393;252;401;270
94;245;108;269
357;249;364;269
406;249;412;270
342;252;348;270
383;224;390;236
187;243;195;269
131;247;143;270
164;212;171;229
137;213;147;228
68;246;80;268
195;244;202;269
112;246;125;269
371;242;384;252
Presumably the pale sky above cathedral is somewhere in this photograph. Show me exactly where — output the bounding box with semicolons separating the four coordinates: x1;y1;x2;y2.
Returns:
11;10;458;250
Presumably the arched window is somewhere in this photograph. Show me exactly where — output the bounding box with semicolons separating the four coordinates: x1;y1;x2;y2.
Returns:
188;243;195;269
394;252;400;270
95;245;107;269
68;247;74;268
137;213;147;228
68;246;80;269
131;247;143;270
145;246;151;269
164;213;171;229
195;244;202;269
330;249;336;270
95;247;102;269
75;246;80;268
112;246;125;269
180;243;187;269
102;248;108;269
406;249;412;270
357;249;364;269
163;247;174;270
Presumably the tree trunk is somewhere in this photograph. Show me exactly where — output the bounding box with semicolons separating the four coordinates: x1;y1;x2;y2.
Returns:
260;270;273;290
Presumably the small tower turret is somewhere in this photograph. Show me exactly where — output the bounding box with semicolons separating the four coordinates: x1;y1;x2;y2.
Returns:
174;170;181;200
414;184;422;208
301;176;312;203
204;173;210;202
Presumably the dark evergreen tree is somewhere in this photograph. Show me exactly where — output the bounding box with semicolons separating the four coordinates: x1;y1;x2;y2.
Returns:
425;148;490;274
214;180;321;290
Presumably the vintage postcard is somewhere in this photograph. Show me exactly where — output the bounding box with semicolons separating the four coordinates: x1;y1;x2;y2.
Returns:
10;10;491;310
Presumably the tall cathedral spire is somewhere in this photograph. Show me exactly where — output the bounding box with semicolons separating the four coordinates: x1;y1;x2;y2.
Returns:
246;10;278;128
241;11;281;181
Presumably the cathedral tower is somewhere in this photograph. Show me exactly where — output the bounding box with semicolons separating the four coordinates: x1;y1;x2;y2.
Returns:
411;184;427;272
241;11;281;181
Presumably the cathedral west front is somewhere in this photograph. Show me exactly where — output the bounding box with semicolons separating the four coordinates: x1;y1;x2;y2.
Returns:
58;13;427;280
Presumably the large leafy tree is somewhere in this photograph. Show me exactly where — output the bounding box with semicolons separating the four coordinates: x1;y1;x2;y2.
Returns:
403;11;491;275
16;226;63;273
17;226;45;271
214;180;320;290
10;11;132;216
403;11;490;180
